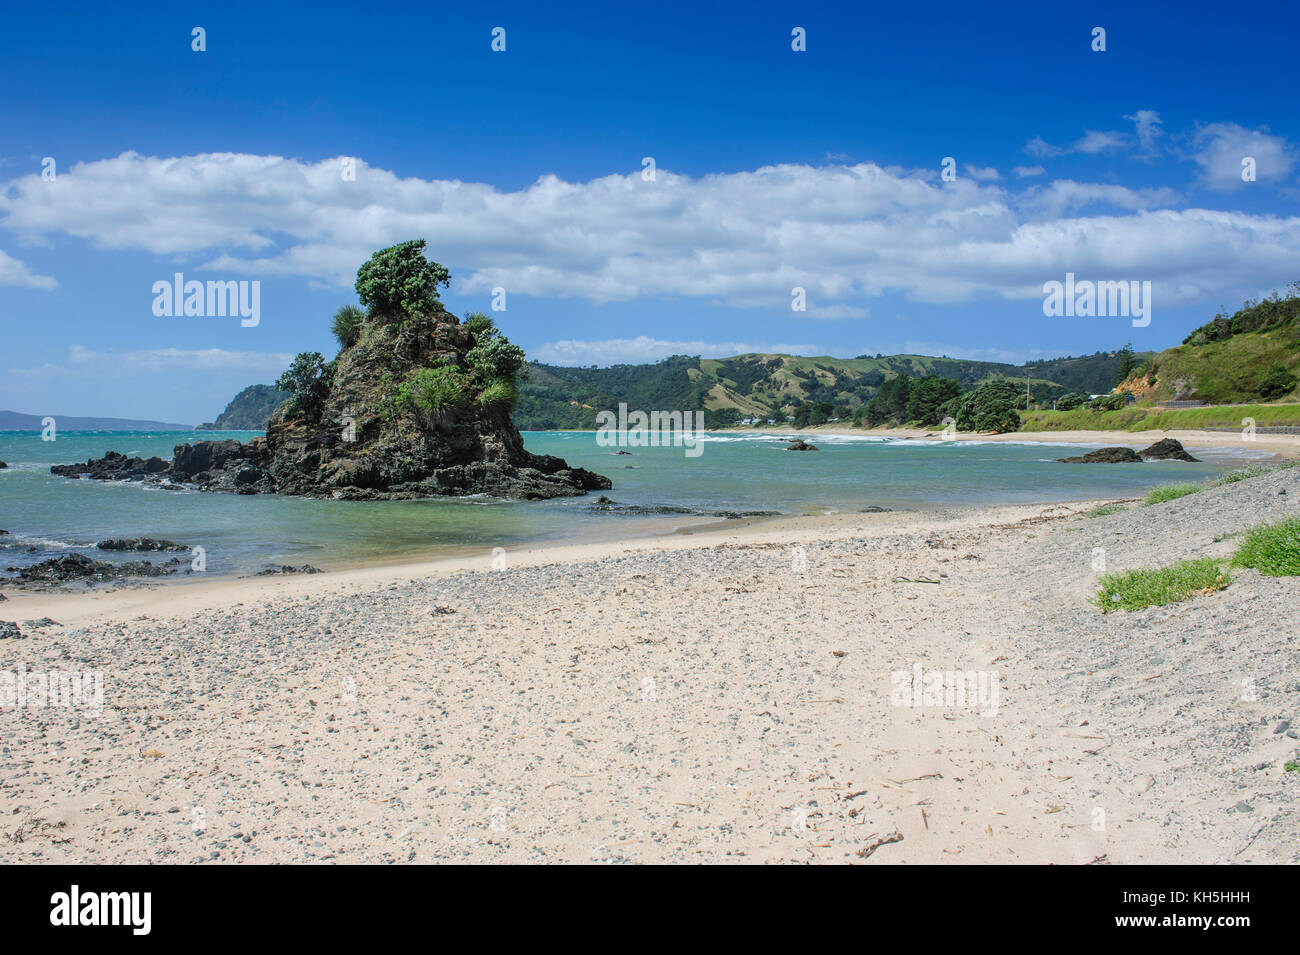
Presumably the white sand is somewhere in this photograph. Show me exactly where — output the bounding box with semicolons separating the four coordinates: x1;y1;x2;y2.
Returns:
2;468;1297;864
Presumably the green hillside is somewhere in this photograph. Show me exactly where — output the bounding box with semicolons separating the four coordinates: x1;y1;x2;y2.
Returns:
514;350;1136;430
1116;286;1300;405
198;384;290;430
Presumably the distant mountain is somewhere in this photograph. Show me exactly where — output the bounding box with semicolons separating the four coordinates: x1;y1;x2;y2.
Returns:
513;350;1140;429
197;384;289;431
0;410;193;431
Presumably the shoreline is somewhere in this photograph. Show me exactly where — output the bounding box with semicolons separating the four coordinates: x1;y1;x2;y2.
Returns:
3;466;1297;863
540;424;1300;458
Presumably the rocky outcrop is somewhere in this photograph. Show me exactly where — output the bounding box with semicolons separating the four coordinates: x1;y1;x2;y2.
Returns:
51;451;169;481
51;243;610;501
1056;438;1199;464
1138;438;1199;461
786;439;819;451
8;553;182;584
0;460;7;469
1056;447;1143;464
96;538;189;552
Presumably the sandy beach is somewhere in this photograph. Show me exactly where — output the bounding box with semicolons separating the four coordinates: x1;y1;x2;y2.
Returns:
2;459;1297;865
742;424;1300;459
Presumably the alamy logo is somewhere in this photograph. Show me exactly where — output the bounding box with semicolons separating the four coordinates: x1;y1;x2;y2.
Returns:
1042;272;1151;327
50;886;151;935
152;273;260;327
1;665;103;717
595;403;705;458
891;662;1001;716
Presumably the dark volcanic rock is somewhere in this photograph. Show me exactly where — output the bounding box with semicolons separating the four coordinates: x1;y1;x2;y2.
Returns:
96;538;189;552
51;451;170;481
49;310;609;502
256;310;610;501
786;439;819;451
0;621;23;639
0;460;7;469
9;552;182;584
1055;447;1143;464
1138;438;1199;461
255;564;321;576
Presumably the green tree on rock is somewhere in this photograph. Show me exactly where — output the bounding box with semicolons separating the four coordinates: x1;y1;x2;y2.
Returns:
355;239;451;320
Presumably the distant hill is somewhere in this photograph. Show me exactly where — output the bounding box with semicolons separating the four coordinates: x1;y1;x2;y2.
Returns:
514;350;1139;429
0;410;193;431
1116;287;1300;404
197;384;289;431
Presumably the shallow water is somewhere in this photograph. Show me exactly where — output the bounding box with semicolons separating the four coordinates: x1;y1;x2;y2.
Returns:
0;428;1269;578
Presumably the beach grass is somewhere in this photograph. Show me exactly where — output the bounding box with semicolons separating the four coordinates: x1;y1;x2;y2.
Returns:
1082;503;1126;518
1142;483;1202;505
1018;402;1300;432
1231;517;1300;576
1094;557;1231;612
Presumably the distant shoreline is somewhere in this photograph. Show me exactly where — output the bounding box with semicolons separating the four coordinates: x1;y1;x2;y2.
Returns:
536;424;1300;458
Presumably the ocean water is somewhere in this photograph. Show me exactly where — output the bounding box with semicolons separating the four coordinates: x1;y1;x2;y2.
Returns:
0;428;1270;579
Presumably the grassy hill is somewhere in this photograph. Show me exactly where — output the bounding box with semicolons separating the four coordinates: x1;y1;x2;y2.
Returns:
1115;286;1300;405
515;350;1135;430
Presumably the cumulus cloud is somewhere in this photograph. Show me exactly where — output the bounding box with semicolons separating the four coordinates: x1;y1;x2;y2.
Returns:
0;247;56;288
1189;122;1296;191
1;151;1298;313
1015;180;1182;219
964;165;1000;182
1013;165;1046;178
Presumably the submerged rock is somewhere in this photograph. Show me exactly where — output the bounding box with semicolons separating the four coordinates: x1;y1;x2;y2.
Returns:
1055;447;1143;464
1138;438;1199;461
96;538;189;552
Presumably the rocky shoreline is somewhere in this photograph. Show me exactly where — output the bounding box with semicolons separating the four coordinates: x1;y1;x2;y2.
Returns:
50;434;611;501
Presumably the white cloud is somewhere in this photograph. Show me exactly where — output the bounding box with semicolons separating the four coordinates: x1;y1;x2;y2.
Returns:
1013;165;1046;178
1025;130;1127;158
0;247;56;288
11;346;293;378
1126;109;1164;159
1189;122;1296;191
1016;180;1182;219
1;150;1298;314
531;336;828;366
964;165;1000;182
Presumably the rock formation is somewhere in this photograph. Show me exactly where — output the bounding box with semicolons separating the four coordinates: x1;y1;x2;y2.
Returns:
52;241;611;501
1055;438;1198;464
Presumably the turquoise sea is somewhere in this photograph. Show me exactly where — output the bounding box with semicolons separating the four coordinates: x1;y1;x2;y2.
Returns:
0;429;1270;579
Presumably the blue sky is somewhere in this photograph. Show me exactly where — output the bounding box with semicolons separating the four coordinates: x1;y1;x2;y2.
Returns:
2;0;1299;422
